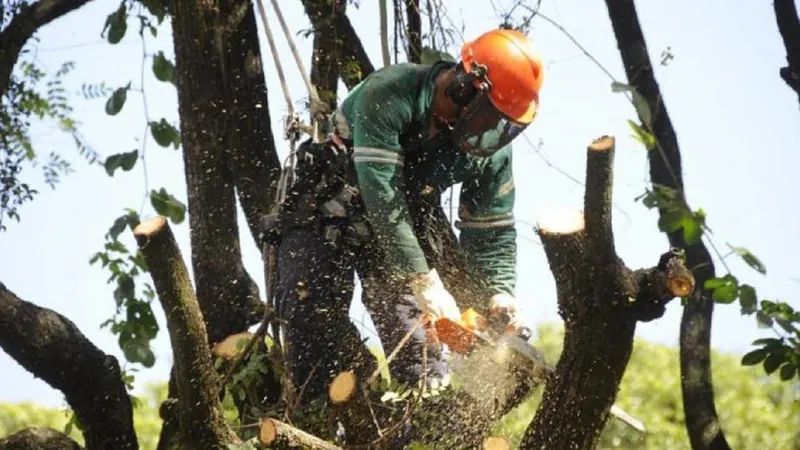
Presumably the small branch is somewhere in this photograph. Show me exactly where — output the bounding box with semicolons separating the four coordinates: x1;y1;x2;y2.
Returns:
258;419;343;450
379;0;391;66
133;216;239;448
0;427;82;450
0;0;92;97
773;0;800;105
405;0;422;63
0;282;138;450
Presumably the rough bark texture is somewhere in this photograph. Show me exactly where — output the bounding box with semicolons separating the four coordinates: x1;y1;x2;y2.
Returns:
773;0;800;106
0;282;138;450
304;0;345;115
0;427;82;450
520;137;692;449
224;0;283;247
0;0;93;98
603;2;731;449
133;216;239;449
405;0;422;63
170;0;264;345
301;0;374;90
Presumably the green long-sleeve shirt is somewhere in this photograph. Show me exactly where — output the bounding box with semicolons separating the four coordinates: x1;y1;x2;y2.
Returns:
331;61;518;296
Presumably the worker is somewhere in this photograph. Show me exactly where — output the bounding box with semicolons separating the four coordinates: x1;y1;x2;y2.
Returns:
272;27;544;445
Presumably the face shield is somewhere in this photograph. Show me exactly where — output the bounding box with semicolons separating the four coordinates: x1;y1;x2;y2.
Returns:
449;91;529;157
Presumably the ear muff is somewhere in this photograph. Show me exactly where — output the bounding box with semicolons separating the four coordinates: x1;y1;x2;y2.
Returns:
445;63;480;107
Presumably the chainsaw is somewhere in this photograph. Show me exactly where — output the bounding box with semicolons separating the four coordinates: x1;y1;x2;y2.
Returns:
431;308;646;433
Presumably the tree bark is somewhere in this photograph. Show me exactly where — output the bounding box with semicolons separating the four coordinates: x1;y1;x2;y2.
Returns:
301;0;374;90
305;0;346;115
0;0;93;98
0;282;138;450
0;427;82;450
134;216;239;449
773;0;800;106
223;0;283;249
519;136;693;449
602;1;731;449
170;0;264;345
405;0;422;63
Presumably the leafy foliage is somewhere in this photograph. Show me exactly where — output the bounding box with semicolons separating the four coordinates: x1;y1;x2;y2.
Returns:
493;324;800;449
0;52;99;231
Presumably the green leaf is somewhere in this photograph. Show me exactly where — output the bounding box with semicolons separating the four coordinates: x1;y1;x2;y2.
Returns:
756;310;773;328
658;208;685;234
632;90;653;128
104;149;138;176
727;244;767;275
149;119;181;149
704;275;739;304
152;51;175;84
741;348;768;366
763;351;787;374
681;212;703;245
127;301;159;340
141;0;168;23
627;119;657;150
150;188;186;224
122;337;156;368
105;84;130;116
779;362;796;381
738;284;757;314
611;81;633;92
103;3;128;44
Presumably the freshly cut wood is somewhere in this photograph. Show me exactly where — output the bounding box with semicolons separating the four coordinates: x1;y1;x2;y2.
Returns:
259;418;342;449
482;436;510;450
213;332;255;360
329;370;357;404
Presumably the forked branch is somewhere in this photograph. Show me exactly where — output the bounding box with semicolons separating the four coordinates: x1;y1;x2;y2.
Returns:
520;136;692;449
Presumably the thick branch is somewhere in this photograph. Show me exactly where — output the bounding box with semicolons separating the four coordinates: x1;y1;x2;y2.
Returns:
0;283;137;450
259;419;343;450
171;0;264;344
225;0;283;248
405;0;422;63
133;216;239;449
305;0;345;115
603;2;730;449
774;0;800;105
584;136;616;258
301;0;374;90
0;427;82;450
0;0;92;97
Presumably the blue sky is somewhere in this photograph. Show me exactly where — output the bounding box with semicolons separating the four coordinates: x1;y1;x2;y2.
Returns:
1;0;798;408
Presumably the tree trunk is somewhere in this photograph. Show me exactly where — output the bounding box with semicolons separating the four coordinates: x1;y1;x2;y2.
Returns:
0;282;138;450
520;136;693;449
305;0;346;115
170;0;264;345
602;1;731;448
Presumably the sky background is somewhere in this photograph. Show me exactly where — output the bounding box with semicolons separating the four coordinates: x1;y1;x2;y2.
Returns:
1;0;799;409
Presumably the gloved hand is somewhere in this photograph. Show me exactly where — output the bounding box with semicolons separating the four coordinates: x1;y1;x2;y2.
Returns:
409;269;461;322
488;292;525;333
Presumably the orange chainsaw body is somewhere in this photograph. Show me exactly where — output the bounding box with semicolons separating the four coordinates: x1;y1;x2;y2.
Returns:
432;307;490;354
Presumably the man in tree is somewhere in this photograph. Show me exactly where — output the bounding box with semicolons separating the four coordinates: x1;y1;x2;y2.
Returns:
274;27;544;439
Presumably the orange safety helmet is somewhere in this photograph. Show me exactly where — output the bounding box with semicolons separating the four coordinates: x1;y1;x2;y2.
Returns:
446;28;544;156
